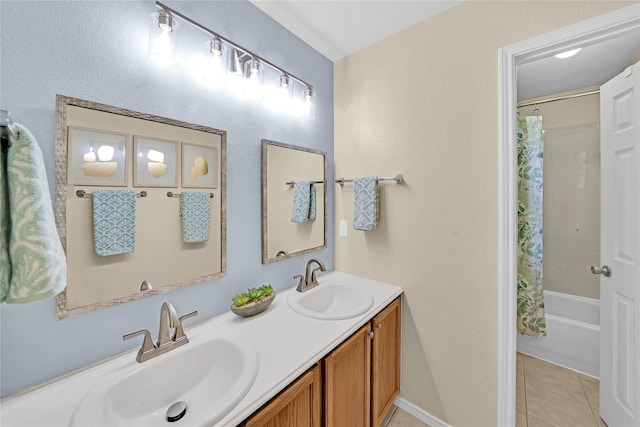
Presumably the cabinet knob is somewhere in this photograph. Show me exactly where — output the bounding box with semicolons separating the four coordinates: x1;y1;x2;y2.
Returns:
369;331;374;339
377;324;382;330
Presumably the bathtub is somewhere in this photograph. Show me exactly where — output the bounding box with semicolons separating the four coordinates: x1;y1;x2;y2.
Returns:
517;290;600;378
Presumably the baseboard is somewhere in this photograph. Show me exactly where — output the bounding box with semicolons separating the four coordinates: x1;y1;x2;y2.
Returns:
394;396;451;427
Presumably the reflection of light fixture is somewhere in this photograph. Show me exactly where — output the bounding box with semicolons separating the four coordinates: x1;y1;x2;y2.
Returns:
146;149;165;163
97;144;115;161
148;9;178;67
554;48;581;59
83;151;96;162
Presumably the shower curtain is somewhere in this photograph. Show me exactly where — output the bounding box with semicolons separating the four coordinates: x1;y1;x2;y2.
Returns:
516;116;546;337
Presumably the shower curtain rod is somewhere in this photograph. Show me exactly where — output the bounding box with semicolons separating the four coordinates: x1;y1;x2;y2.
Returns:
517;89;600;108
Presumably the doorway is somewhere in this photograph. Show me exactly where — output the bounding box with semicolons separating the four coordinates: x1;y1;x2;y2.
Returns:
497;5;640;426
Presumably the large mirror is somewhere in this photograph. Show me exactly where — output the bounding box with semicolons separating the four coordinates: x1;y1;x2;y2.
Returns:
262;140;326;264
55;95;226;319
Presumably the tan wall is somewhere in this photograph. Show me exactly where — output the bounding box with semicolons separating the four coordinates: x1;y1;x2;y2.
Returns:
333;2;633;425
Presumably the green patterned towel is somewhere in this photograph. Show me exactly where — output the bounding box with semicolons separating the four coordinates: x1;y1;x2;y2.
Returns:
1;124;66;304
291;181;316;223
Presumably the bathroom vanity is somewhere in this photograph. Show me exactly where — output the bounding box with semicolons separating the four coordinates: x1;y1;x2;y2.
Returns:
0;272;402;426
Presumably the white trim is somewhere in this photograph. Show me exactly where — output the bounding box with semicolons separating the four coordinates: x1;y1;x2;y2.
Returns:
394;397;451;427
497;4;640;427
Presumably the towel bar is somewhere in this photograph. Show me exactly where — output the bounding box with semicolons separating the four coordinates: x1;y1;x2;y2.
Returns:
286;180;324;187
167;191;214;198
76;190;147;198
335;174;403;187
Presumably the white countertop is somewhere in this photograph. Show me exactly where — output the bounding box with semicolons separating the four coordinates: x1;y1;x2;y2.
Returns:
0;271;403;426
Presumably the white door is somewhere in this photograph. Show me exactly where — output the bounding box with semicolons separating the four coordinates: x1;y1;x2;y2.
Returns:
598;61;640;427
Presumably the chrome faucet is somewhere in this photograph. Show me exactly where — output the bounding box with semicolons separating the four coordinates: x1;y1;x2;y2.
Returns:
123;302;198;363
294;258;326;292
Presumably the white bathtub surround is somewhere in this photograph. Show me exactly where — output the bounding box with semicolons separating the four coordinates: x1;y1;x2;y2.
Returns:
0;272;402;426
517;290;600;377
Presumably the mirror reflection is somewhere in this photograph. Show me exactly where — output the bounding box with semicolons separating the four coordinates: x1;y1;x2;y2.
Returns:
261;140;326;264
55;96;227;318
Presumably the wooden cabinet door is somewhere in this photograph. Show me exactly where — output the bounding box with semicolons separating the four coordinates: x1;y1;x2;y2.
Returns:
371;297;401;427
324;323;372;427
244;363;322;427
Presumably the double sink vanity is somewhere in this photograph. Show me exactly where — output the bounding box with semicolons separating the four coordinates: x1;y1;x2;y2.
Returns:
1;271;402;426
2;97;402;426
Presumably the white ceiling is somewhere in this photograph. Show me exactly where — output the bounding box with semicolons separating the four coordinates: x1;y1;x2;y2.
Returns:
517;29;640;100
250;1;639;100
249;0;462;62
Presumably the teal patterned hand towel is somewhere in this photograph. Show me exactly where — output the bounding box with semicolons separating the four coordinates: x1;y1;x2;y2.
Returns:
93;190;136;256
181;192;210;243
353;176;379;231
291;181;316;223
2;124;66;303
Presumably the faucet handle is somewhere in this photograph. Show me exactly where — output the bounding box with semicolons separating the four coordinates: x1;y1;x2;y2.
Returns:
123;329;156;354
173;310;198;341
294;274;305;291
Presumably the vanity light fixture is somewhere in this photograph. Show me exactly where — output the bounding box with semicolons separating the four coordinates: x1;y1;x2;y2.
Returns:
148;9;178;67
554;48;581;59
149;1;315;119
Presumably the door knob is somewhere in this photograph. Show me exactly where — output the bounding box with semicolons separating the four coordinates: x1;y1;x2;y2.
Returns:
590;265;612;277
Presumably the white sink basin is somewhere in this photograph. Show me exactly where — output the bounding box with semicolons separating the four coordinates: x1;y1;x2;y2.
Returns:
288;282;374;320
70;333;259;427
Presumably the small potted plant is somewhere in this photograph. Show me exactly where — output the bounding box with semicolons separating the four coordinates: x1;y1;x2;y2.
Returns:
231;284;276;317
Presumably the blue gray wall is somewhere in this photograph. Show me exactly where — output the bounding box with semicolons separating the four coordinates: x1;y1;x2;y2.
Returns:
0;0;333;397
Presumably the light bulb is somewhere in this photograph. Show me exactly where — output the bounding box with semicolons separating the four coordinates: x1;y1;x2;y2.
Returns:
148;10;178;67
280;74;290;88
210;37;222;56
97;144;115;162
249;58;260;78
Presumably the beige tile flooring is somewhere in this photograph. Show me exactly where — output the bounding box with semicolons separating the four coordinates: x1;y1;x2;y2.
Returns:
517;352;606;427
383;406;431;427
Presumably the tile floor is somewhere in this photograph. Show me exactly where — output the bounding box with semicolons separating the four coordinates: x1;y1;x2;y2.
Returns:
517;352;606;427
383;353;604;427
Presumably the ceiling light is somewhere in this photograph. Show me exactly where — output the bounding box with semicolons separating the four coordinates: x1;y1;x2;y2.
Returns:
554;48;581;59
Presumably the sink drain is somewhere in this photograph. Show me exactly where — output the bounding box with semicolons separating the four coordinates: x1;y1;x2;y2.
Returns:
167;401;187;422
